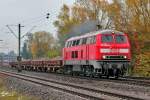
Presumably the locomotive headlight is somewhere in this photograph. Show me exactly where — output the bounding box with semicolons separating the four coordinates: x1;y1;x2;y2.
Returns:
119;49;129;53
103;55;106;59
124;56;127;59
100;49;111;53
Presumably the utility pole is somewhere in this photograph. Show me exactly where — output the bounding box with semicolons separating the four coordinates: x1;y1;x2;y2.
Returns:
18;24;21;57
6;24;24;72
17;24;24;72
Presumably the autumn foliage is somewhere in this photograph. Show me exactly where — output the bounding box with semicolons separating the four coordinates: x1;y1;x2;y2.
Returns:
23;31;60;59
54;0;150;76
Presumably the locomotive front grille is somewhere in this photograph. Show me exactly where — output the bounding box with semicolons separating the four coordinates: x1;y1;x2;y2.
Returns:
105;55;125;60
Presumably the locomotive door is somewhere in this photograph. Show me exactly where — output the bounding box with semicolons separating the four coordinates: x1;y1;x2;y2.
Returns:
86;45;89;60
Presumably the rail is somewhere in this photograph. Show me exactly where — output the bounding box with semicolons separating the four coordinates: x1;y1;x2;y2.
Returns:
0;70;147;100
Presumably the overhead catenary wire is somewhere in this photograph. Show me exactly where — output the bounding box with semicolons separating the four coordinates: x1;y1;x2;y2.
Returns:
1;13;50;42
20;15;46;23
1;13;50;34
23;17;47;26
5;15;50;39
6;25;18;38
13;13;50;26
20;18;50;37
0;27;10;34
21;26;36;39
24;18;51;31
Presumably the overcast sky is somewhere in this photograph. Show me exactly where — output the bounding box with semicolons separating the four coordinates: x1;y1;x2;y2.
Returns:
0;0;75;53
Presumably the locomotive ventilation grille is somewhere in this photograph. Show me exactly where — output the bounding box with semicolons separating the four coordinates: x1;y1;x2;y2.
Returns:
105;56;126;60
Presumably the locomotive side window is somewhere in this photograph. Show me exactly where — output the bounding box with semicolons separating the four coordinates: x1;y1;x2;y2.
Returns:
90;37;93;44
71;41;73;47
93;36;96;43
67;42;70;47
65;42;68;47
115;35;126;43
68;41;70;47
72;40;76;46
68;41;71;47
87;37;91;44
79;39;82;45
102;35;113;42
67;42;69;47
82;38;87;44
69;41;72;47
76;40;80;46
91;36;96;44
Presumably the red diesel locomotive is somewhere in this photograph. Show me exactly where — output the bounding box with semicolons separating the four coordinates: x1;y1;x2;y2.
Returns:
10;30;131;78
63;30;131;77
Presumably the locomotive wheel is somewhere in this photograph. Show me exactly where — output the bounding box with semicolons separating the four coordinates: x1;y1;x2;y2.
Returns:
113;69;119;78
90;73;94;78
70;72;73;76
106;74;109;78
105;69;110;78
83;73;86;77
98;74;102;78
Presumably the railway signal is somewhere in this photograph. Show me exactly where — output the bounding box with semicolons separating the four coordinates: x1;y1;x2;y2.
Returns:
46;13;50;19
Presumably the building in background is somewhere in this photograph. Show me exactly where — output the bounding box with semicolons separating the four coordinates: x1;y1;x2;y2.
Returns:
0;51;17;66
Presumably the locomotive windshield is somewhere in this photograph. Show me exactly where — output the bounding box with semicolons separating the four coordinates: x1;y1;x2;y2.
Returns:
102;35;113;42
115;35;126;43
101;34;126;43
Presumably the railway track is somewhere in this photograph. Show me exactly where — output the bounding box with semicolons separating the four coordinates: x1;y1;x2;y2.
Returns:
88;76;150;87
120;77;150;87
0;69;148;100
36;71;150;87
26;69;150;87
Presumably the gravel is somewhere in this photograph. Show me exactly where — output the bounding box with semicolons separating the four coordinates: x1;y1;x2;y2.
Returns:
0;66;150;99
4;76;87;100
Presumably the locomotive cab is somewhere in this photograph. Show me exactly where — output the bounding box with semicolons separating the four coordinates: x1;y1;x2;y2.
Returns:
97;31;131;77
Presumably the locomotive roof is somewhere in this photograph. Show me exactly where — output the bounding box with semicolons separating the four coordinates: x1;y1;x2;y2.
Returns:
67;29;124;41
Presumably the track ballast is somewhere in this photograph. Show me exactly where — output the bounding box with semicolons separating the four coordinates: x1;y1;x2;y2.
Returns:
0;69;148;100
